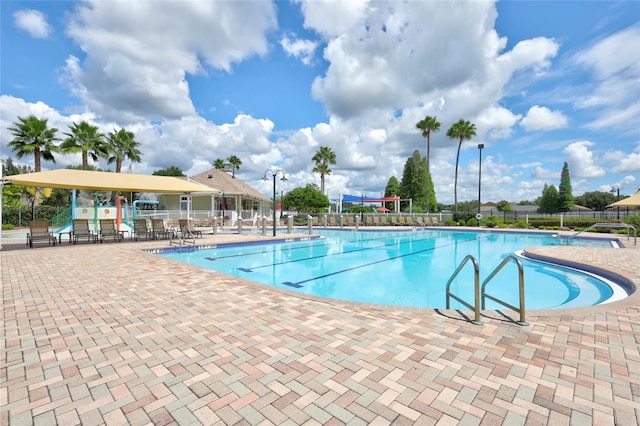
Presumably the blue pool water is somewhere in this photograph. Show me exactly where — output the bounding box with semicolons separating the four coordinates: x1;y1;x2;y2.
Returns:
160;229;624;310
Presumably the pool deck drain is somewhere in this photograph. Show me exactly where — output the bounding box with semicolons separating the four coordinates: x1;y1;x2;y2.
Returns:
1;227;639;425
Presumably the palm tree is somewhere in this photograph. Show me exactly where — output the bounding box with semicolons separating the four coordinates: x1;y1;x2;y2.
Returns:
227;155;242;177
312;146;337;195
446;119;477;215
60;121;107;170
416;115;441;213
8;115;60;172
106;128;142;173
213;158;225;170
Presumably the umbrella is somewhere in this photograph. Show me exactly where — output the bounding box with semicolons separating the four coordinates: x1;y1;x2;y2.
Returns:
376;207;390;212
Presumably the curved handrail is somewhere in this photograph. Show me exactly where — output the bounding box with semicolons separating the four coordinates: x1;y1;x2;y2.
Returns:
570;223;636;245
481;255;528;325
445;255;482;325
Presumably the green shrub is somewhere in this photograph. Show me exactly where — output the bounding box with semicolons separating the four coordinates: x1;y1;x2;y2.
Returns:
466;218;478;227
484;216;498;228
624;213;640;229
445;218;457;226
514;220;529;229
2;223;15;230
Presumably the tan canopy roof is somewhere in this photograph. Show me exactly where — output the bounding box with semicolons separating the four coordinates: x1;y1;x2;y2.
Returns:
3;169;216;193
608;189;640;207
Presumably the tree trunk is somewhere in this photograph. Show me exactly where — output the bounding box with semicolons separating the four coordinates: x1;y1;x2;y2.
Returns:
34;148;41;206
454;139;462;215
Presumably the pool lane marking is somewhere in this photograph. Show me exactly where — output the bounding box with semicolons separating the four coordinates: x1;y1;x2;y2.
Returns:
280;236;485;287
235;233;458;272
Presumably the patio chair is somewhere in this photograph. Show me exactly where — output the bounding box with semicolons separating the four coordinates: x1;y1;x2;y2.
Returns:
132;219;152;241
151;219;172;240
99;219;124;243
27;220;57;248
72;219;98;244
178;219;202;238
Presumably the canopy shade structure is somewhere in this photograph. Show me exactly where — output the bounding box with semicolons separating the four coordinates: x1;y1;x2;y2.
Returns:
608;189;640;207
3;169;216;193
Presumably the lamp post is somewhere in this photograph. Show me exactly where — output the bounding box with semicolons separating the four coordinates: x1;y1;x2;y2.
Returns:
263;169;287;236
610;184;620;220
477;144;484;225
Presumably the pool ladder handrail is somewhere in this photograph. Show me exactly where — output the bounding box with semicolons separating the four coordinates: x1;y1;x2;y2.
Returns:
445;255;482;325
569;223;636;246
169;227;196;247
481;255;528;326
445;254;528;326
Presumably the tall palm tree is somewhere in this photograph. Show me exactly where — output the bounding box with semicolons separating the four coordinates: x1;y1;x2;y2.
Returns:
416;115;441;213
60;121;107;170
213;158;225;170
227;155;242;177
8;115;60;172
446;119;477;215
312;146;337;195
106;128;142;173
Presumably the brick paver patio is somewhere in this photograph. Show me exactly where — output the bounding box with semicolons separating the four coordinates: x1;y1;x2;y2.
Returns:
1;228;639;425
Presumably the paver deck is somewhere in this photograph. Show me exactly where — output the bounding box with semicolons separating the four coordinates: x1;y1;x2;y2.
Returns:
1;227;639;425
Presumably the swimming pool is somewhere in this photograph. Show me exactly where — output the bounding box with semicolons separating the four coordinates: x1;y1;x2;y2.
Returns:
160;229;627;310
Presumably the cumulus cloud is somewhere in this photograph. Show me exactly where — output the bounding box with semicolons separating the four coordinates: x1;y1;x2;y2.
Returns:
563;141;605;179
530;165;558;181
611;153;640;173
520;105;568;131
63;0;277;122
14;9;52;39
280;35;318;65
572;25;640;134
306;1;558;121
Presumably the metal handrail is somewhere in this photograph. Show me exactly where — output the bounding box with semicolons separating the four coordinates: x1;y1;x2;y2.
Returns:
570;223;636;245
481;255;528;326
169;226;196;247
445;255;482;325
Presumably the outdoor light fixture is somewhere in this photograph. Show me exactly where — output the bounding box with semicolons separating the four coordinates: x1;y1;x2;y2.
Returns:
610;184;620;220
263;169;287;236
477;144;484;226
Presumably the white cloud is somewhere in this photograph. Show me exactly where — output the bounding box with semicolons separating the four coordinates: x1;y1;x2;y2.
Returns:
296;0;369;38
14;9;52;39
530;166;558;181
563;141;605;179
520;106;568;132
63;0;277;122
280;35;318;65
572;25;640;135
611;153;640;173
306;1;558;123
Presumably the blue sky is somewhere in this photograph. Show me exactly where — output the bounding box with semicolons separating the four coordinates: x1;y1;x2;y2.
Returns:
1;0;639;204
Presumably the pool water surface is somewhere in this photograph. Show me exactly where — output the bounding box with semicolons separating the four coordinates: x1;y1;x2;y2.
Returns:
160;229;625;310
